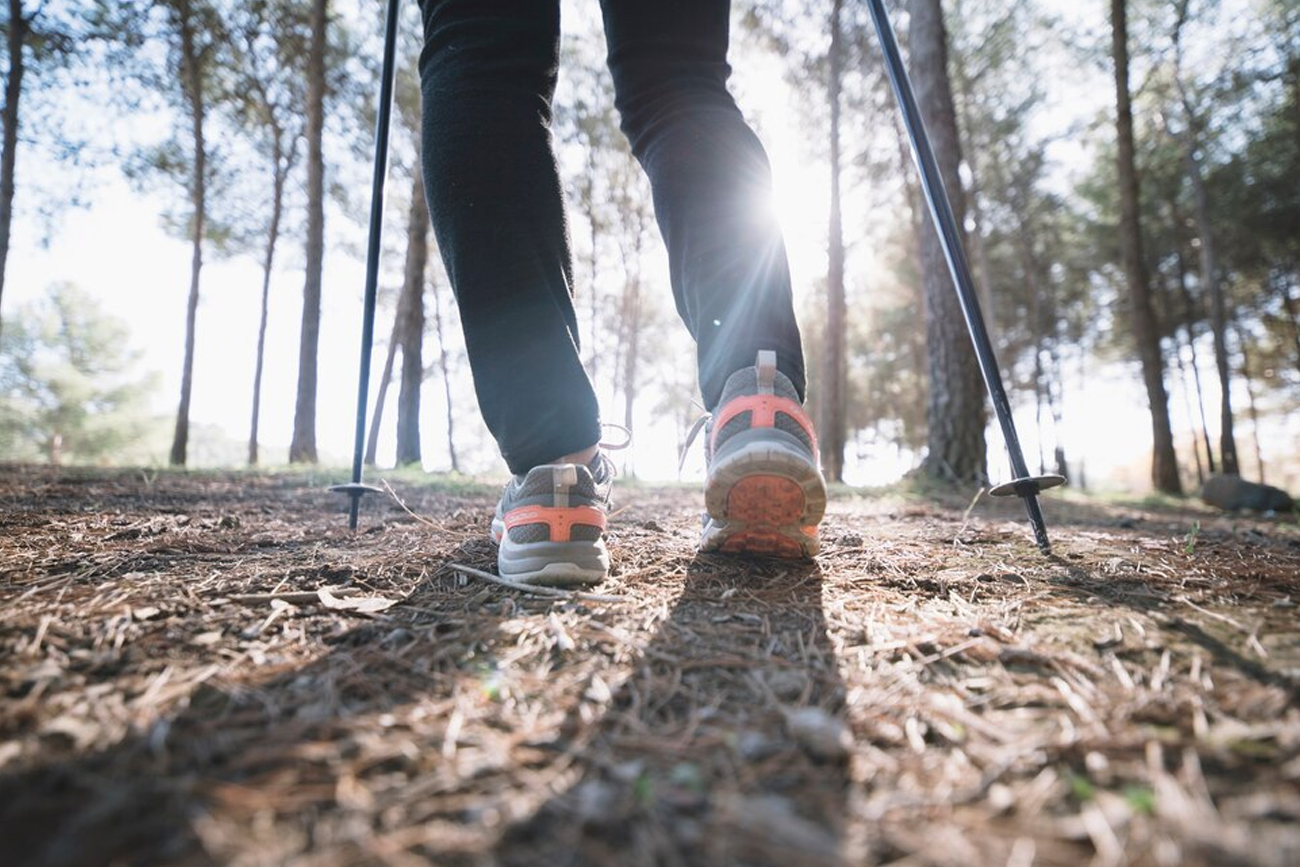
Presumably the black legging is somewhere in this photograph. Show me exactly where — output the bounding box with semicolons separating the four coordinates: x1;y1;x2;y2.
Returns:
418;0;805;475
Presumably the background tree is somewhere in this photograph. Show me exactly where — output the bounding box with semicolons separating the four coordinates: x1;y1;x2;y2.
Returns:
0;283;158;463
288;0;327;463
0;0;32;341
94;0;230;468
909;0;988;483
1111;0;1181;494
821;0;847;482
394;165;427;467
231;0;308;466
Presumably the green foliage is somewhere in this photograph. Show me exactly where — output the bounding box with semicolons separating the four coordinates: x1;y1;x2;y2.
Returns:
0;283;159;464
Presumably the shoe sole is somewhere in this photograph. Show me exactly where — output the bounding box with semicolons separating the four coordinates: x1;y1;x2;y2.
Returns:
701;429;826;559
495;534;610;587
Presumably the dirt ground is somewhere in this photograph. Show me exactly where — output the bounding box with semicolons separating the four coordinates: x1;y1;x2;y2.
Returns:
1;465;1297;867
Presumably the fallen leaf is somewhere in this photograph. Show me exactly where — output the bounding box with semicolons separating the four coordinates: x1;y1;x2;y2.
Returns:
316;587;396;613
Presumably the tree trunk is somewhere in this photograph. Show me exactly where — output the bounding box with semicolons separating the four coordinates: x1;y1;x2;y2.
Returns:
1235;326;1266;483
1278;272;1300;379
1111;0;1181;494
821;0;848;483
395;173;428;467
620;275;641;475
1182;124;1237;474
1173;339;1205;485
429;273;459;473
249;144;286;466
1173;228;1216;474
170;0;207;467
910;0;987;483
0;0;27;344
946;2;996;322
364;316;399;467
289;0;327;463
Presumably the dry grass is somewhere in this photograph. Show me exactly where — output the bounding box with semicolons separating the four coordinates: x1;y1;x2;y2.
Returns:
1;465;1297;867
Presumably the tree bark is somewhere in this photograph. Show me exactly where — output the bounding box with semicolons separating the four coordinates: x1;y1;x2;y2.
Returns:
395;172;428;467
364;314;399;467
1186;147;1238;475
1111;0;1181;494
289;0;327;463
1278;272;1300;379
0;0;27;344
1234;324;1266;483
910;0;988;483
946;2;996;322
1171;16;1238;476
249;139;286;466
169;0;207;467
429;273;458;472
1173;338;1205;485
1173;225;1216;474
821;0;847;483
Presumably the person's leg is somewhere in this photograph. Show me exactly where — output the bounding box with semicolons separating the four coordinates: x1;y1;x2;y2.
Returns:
598;0;805;410
601;0;823;558
417;0;600;476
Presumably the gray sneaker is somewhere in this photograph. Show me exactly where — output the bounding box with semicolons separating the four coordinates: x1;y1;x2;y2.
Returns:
700;350;826;558
490;453;614;586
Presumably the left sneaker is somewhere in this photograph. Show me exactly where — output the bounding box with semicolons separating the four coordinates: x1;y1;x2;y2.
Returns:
490;452;614;586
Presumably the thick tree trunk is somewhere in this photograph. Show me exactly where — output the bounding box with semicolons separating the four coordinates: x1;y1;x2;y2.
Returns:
170;1;207;467
249;147;286;466
910;0;987;483
821;0;847;483
429;275;459;472
1111;0;1181;494
395;173;428;467
289;0;327;463
0;0;27;344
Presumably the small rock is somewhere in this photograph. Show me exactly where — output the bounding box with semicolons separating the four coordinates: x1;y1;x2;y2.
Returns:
575;780;619;825
766;669;809;701
736;730;778;760
1201;474;1295;513
132;606;163;621
783;707;852;762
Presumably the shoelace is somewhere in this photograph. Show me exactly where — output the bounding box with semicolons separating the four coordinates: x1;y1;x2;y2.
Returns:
677;412;711;476
598;422;632;452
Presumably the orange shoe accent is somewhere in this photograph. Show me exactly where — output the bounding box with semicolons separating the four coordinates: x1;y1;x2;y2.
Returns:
709;394;819;459
502;505;607;543
719;531;805;559
726;475;806;525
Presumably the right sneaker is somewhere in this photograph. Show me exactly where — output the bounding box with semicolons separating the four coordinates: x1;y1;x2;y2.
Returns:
700;350;827;559
490;452;614;586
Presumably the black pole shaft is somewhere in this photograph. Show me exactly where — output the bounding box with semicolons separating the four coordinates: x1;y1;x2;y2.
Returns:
864;0;1050;547
346;0;402;530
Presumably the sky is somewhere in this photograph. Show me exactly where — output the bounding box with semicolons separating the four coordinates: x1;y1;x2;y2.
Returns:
4;0;1294;492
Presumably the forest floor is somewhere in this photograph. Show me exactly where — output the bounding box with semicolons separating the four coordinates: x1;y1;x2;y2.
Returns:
1;464;1298;867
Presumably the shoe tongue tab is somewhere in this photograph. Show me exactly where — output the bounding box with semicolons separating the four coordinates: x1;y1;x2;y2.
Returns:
756;350;777;395
553;465;578;508
553;465;578;489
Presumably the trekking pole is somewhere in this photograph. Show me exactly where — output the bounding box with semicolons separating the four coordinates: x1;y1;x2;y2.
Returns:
330;0;402;530
864;0;1064;552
